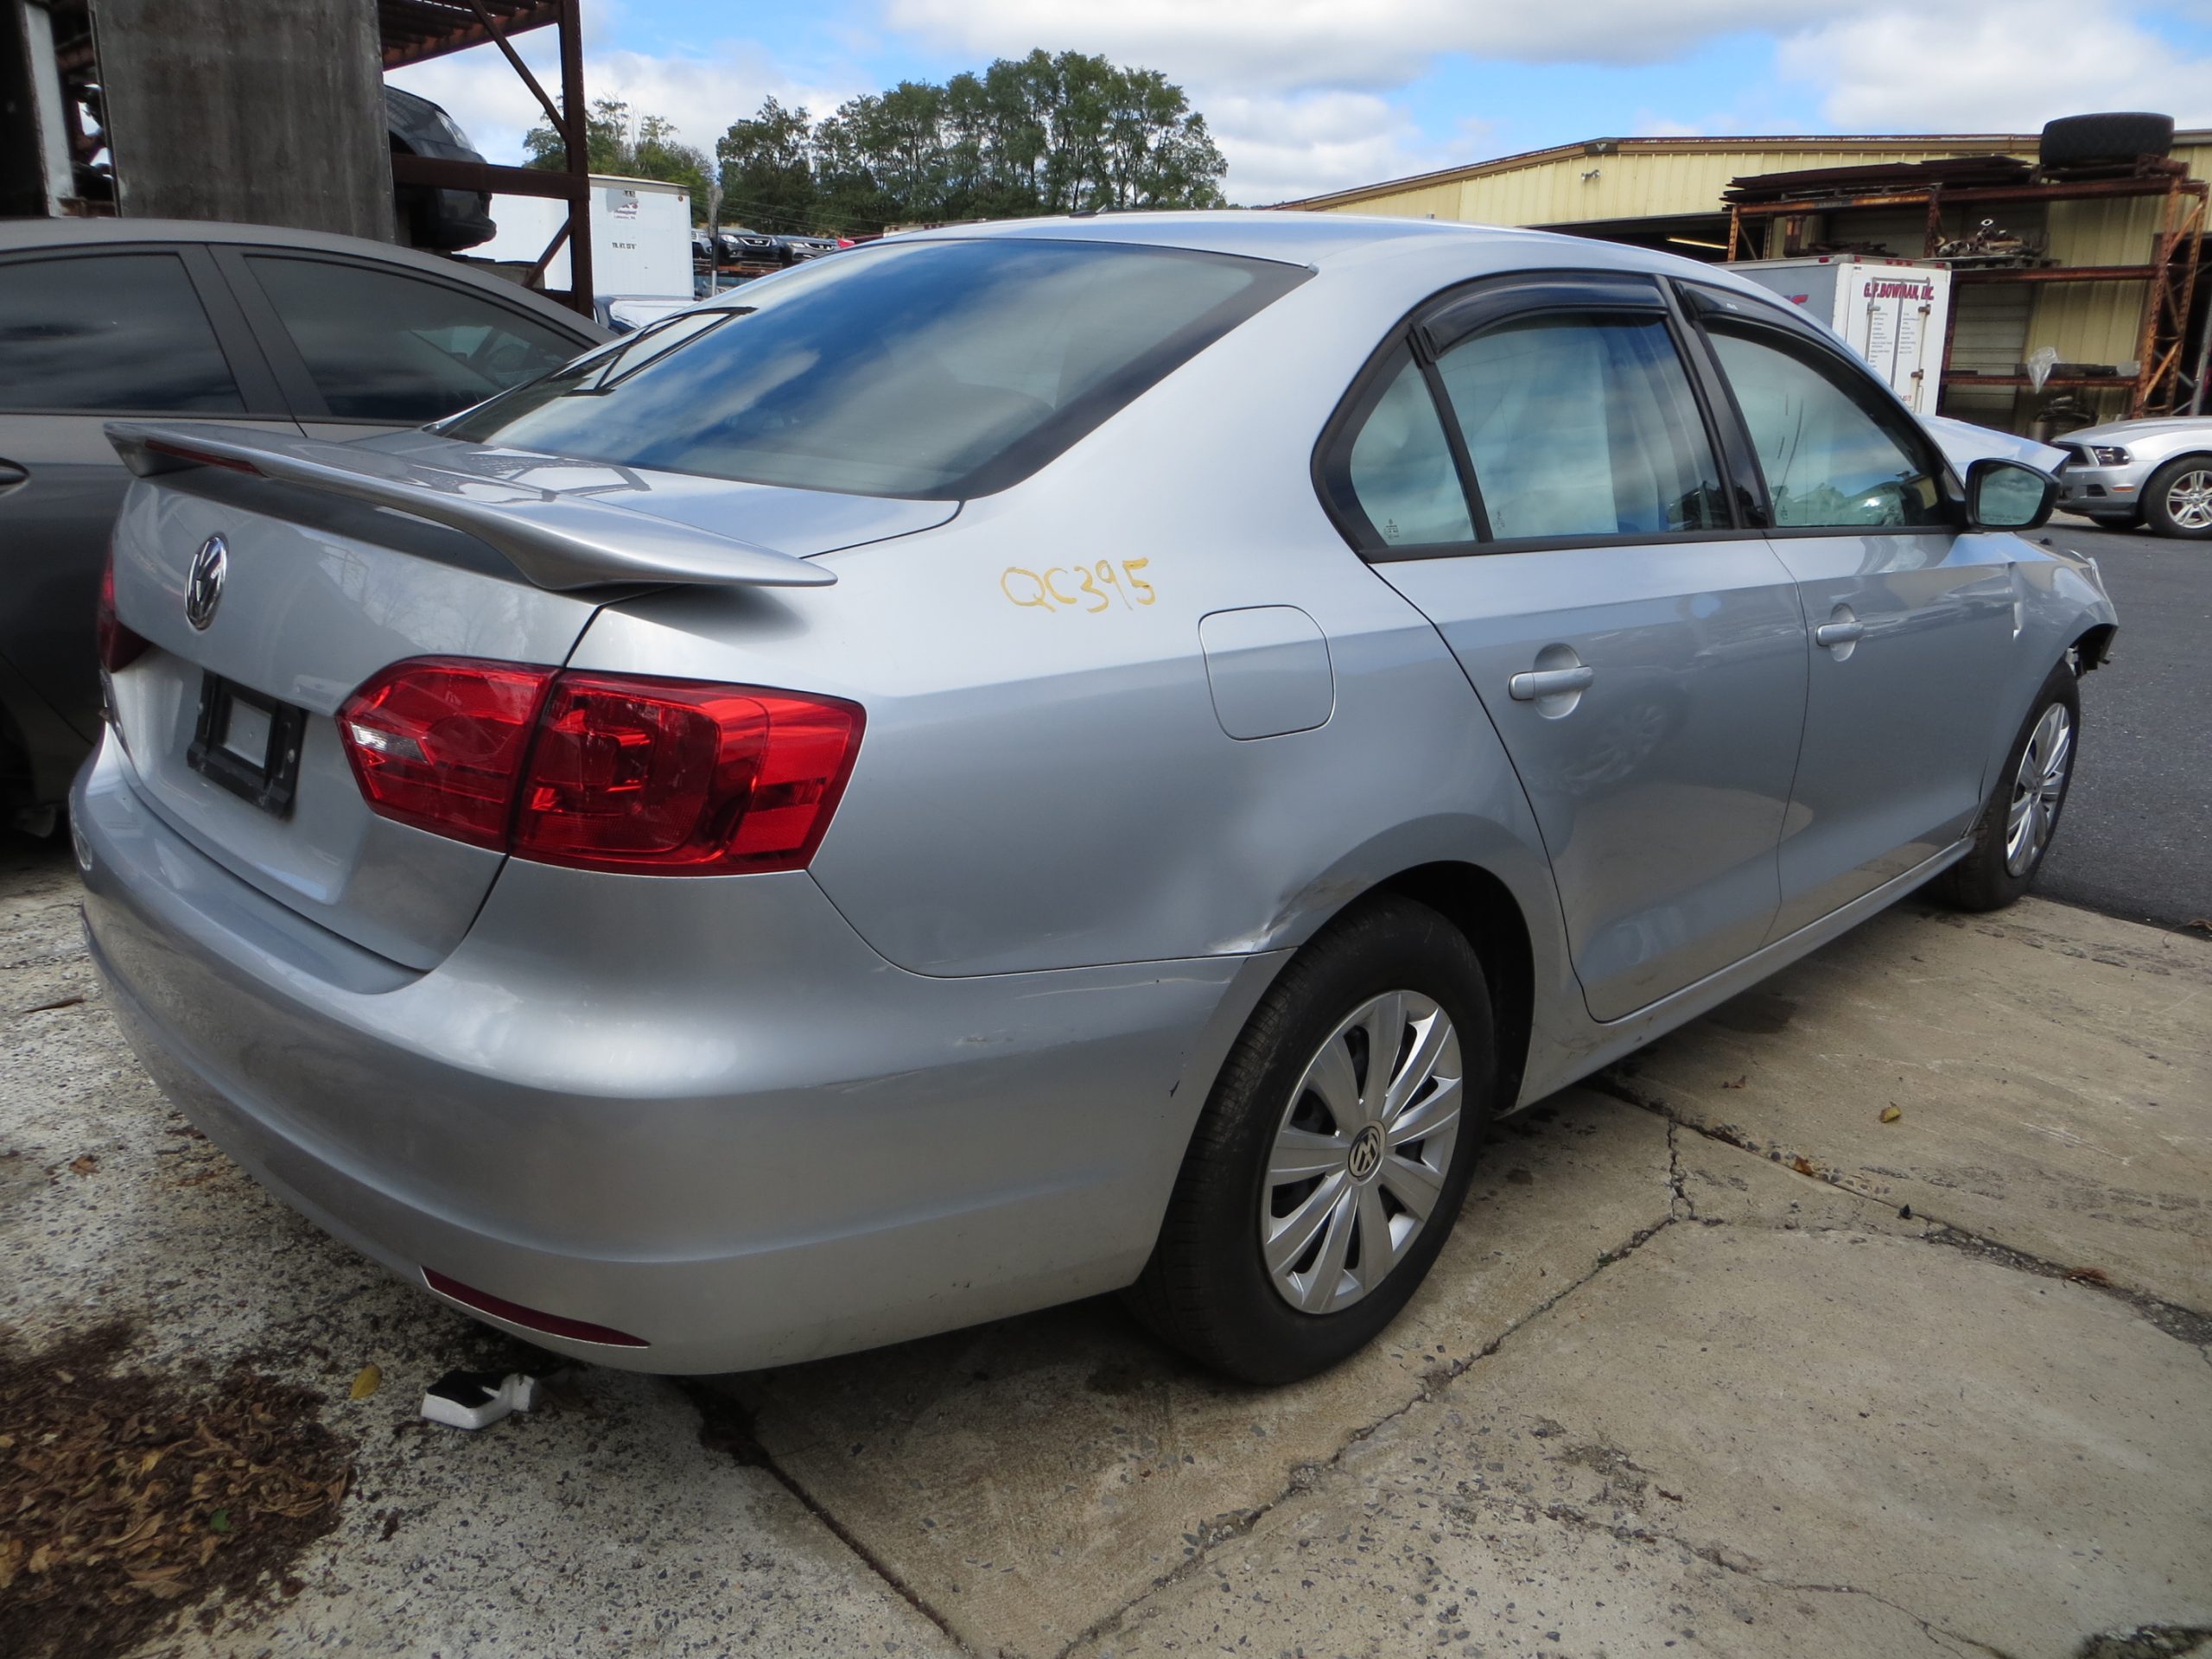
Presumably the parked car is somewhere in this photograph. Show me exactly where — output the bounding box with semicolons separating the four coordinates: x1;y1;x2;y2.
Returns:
385;86;497;253
2050;415;2212;537
777;234;839;263
0;218;607;830
714;228;782;266
76;217;2113;1386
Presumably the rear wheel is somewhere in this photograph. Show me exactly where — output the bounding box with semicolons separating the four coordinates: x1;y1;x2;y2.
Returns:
1935;661;2080;912
1128;895;1495;1384
2143;455;2212;539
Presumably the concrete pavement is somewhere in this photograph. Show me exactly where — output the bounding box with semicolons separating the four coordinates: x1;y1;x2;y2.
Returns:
2;828;2207;1657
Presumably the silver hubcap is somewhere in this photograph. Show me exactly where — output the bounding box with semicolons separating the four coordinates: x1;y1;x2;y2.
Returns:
2166;469;2212;531
1261;991;1463;1316
2004;702;2072;877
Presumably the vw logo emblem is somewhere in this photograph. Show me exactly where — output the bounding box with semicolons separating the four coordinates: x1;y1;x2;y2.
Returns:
185;536;226;631
1346;1123;1385;1182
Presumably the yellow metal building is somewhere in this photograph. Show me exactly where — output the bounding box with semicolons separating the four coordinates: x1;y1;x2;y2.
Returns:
1286;132;2212;430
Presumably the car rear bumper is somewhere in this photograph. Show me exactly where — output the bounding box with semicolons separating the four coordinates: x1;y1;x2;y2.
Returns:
73;737;1274;1372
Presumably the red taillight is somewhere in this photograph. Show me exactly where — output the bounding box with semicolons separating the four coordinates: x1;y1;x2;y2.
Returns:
96;546;151;673
339;659;555;849
336;658;862;874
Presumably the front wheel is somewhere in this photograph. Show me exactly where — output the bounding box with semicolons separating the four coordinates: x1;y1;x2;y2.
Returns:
1935;661;2080;912
2144;455;2212;539
1127;895;1495;1384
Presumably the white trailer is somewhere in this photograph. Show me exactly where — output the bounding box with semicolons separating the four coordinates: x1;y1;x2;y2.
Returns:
475;175;694;302
1727;255;1955;416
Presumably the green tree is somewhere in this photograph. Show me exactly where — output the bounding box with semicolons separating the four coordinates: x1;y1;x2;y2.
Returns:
527;97;711;213
714;97;817;233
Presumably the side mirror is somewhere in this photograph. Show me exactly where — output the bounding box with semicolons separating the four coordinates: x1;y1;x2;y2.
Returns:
1965;457;2057;531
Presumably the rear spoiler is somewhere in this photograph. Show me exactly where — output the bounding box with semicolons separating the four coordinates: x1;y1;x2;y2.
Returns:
105;423;836;591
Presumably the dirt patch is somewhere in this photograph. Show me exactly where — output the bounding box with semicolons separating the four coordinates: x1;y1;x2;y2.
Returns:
0;1322;352;1659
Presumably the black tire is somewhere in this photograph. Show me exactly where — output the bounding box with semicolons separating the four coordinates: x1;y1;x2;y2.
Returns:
1127;894;1496;1384
2039;112;2174;168
1934;661;2081;912
2142;454;2212;540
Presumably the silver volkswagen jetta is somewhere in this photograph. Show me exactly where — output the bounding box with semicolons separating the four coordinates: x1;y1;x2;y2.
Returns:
74;214;2115;1384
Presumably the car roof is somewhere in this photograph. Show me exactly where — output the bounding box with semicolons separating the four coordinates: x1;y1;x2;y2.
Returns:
0;216;607;340
888;209;1761;294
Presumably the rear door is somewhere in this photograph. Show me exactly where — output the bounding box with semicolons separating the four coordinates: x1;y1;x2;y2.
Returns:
1332;273;1810;1022
211;246;591;438
0;244;299;749
1678;283;2018;934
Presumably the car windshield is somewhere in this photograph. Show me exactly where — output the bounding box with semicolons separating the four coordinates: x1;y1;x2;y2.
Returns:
440;236;1308;499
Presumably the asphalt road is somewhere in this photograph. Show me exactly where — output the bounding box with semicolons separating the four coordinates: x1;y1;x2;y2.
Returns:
2031;515;2212;933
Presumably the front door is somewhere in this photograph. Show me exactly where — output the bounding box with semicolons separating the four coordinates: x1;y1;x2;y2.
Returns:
1684;289;2019;934
1325;275;1808;1022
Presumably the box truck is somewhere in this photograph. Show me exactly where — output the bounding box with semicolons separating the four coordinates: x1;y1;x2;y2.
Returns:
1727;255;1954;416
474;175;694;304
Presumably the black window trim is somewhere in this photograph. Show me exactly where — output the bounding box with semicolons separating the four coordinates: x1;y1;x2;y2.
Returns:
213;244;600;426
0;242;289;417
1313;268;1763;564
1670;277;1967;538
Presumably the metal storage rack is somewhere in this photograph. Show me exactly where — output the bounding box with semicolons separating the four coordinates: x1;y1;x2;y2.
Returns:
1726;166;2207;417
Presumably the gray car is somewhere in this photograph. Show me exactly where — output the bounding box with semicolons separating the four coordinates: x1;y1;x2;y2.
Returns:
73;215;2115;1385
2051;414;2212;537
0;217;605;830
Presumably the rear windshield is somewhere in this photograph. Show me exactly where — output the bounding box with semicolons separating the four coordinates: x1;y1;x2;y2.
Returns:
440;237;1308;499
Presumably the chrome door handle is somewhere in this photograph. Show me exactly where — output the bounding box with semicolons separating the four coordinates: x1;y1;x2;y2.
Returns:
1509;665;1597;701
1815;620;1866;648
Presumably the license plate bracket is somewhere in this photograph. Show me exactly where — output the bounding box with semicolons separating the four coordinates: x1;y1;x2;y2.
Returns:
188;673;307;817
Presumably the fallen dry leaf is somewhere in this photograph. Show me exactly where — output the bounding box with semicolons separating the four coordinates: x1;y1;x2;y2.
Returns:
1879;1106;1903;1124
347;1365;382;1402
1790;1156;1818;1177
2064;1266;2112;1286
67;1155;98;1177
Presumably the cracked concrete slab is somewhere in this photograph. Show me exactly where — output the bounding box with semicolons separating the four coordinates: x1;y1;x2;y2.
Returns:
1609;899;2212;1313
722;1090;1673;1657
1081;1153;2212;1659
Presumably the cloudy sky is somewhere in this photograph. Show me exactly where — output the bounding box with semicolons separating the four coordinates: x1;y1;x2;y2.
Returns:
389;0;2212;206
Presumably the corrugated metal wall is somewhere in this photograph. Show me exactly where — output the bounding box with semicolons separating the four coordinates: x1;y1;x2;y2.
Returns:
1309;133;2208;425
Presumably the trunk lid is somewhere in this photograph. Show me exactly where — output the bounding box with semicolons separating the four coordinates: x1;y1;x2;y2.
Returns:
101;427;953;968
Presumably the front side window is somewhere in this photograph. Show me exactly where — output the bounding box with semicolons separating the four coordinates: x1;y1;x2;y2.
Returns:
1436;313;1728;542
0;252;242;414
443;238;1309;499
1705;326;1946;529
244;256;583;423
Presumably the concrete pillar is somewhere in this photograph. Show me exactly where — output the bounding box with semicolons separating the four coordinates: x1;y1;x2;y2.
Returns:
95;0;391;239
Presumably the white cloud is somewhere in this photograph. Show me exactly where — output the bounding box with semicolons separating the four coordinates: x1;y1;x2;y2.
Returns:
1777;1;2212;131
387;39;858;168
880;0;1841;90
1204;89;1453;204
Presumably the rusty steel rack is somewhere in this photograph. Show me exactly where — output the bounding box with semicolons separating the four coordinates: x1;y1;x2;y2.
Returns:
381;0;593;315
1726;168;2208;417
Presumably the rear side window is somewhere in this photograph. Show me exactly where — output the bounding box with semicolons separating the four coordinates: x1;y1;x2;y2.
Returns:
1705;326;1946;528
1342;355;1475;547
0;252;243;414
1435;314;1727;540
442;238;1310;499
244;256;582;423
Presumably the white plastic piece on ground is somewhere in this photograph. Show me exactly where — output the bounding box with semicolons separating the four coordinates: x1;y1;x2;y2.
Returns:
421;1370;538;1431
